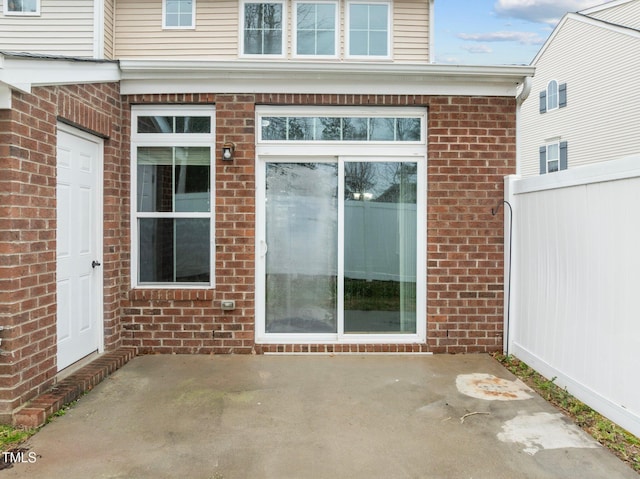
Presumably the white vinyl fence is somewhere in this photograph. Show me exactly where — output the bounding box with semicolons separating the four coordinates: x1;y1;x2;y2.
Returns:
505;157;640;438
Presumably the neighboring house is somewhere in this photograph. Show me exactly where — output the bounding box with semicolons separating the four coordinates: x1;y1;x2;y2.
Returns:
0;0;534;425
518;0;640;176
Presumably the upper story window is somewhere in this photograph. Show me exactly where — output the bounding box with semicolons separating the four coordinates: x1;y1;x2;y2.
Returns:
4;0;39;15
539;141;568;174
539;81;567;113
294;1;338;57
164;0;195;29
547;80;558;110
347;1;391;58
131;106;215;287
242;1;285;56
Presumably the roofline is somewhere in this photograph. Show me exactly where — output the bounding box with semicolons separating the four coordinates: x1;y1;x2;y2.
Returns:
0;53;535;106
530;11;640;65
118;59;534;97
579;0;637;15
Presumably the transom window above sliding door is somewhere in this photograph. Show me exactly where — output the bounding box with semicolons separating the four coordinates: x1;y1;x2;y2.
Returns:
242;0;285;56
163;0;195;29
260;115;423;143
131;106;215;288
294;1;338;57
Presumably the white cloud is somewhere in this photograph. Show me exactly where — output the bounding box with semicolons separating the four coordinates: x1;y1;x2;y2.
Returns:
457;31;546;45
494;0;614;25
461;44;493;54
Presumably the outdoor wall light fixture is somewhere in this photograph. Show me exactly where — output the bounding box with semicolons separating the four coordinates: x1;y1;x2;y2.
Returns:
222;142;235;161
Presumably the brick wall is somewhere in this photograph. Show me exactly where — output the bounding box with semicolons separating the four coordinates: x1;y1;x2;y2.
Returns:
122;93;255;354
0;83;124;422
120;93;515;356
426;96;516;353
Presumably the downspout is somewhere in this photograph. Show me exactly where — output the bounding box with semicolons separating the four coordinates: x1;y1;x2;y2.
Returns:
495;75;531;355
94;0;105;59
515;76;532;175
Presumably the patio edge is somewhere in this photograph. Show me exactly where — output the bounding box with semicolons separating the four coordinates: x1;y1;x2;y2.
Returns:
12;348;137;428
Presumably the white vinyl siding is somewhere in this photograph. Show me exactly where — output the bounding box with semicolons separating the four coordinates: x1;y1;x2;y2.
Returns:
0;0;96;57
393;0;429;62
519;16;640;177
114;0;431;62
115;0;237;59
584;0;640;29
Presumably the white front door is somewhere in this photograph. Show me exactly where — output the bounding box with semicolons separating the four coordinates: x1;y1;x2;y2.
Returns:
56;124;103;371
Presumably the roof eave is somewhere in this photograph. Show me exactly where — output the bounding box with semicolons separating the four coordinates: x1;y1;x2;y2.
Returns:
119;60;535;97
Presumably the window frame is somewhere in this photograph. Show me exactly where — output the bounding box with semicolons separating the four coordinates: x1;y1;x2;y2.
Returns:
539;140;568;175
547;80;559;112
293;0;339;59
4;0;40;16
240;0;287;58
546;142;560;173
130;105;216;289
255;106;427;345
345;0;392;60
163;0;196;29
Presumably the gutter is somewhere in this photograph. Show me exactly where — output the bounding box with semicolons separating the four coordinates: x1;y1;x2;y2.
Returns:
119;59;535;96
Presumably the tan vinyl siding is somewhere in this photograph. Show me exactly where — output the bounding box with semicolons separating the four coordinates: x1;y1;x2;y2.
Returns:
115;0;237;59
115;0;431;62
0;0;95;57
104;0;115;59
394;0;429;62
586;1;640;30
519;17;640;177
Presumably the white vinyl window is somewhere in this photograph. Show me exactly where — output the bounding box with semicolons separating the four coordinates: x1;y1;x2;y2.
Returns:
255;106;426;345
4;0;39;15
294;1;338;57
131;106;215;287
164;0;195;29
346;1;391;58
241;0;285;56
547;80;559;111
539;141;568;174
546;142;559;173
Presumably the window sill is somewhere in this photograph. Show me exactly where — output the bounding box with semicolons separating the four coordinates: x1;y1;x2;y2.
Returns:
126;288;215;302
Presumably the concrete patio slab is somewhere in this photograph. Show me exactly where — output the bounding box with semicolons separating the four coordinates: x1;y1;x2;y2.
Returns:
2;354;637;479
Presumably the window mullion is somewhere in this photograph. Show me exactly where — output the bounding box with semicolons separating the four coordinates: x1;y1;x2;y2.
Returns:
337;158;345;337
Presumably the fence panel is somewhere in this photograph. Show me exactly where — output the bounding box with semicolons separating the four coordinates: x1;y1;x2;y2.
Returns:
506;157;640;438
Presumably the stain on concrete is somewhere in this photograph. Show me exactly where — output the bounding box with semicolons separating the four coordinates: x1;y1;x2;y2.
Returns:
456;373;534;401
497;412;600;455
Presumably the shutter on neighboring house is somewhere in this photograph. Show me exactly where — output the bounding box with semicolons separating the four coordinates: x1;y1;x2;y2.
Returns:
559;83;567;108
559;141;568;170
539;91;547;113
539;146;547;174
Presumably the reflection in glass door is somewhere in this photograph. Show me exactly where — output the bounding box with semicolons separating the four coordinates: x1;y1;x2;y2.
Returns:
343;162;417;334
262;159;419;338
265;163;338;333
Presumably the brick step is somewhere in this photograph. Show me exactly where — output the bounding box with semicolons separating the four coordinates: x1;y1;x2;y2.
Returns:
13;348;137;428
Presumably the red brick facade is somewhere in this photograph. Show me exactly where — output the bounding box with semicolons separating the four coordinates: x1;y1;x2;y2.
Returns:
120;93;514;355
0;83;125;422
0;88;514;422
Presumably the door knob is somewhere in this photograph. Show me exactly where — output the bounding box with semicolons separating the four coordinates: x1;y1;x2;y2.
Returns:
91;260;101;268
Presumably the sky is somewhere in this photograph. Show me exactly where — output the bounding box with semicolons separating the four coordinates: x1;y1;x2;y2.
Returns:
434;0;617;65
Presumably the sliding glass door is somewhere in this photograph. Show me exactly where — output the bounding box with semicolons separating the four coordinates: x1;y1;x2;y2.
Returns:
260;157;420;340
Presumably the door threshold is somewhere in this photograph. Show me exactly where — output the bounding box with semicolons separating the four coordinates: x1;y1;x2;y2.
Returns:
56;351;101;382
